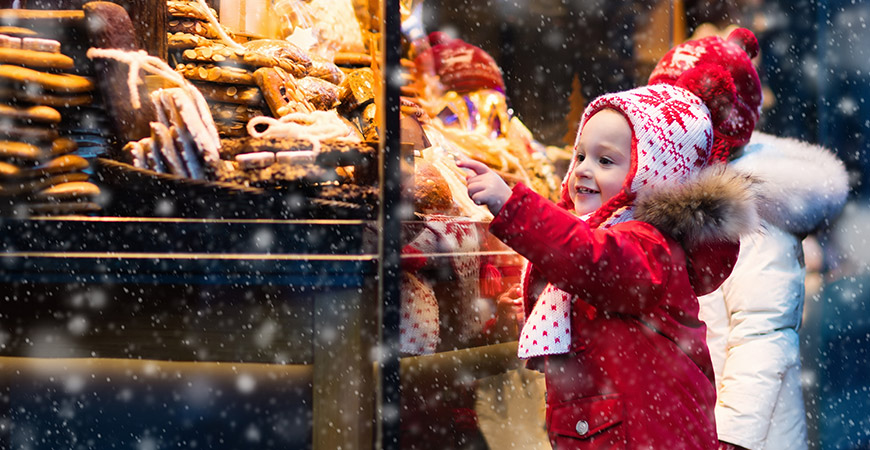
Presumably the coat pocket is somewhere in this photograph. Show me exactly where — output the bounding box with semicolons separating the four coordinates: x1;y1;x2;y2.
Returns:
548;394;626;449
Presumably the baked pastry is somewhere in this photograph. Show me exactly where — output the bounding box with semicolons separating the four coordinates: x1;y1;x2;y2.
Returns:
414;159;455;215
253;66;315;117
296;76;340;110
338;67;374;113
181;40;312;78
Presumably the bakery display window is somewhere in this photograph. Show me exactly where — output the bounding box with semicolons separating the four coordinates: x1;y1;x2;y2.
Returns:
0;0;678;448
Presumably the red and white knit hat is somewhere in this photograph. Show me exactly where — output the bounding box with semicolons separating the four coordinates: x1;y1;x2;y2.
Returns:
649;28;762;163
414;32;506;94
561;79;736;228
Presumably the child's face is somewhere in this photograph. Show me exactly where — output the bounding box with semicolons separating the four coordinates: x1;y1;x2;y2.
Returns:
567;109;632;216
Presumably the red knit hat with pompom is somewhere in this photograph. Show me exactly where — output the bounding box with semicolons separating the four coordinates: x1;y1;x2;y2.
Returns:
648;28;762;163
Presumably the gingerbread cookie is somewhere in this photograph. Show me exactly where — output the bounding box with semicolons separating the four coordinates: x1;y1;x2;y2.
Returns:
167;19;227;40
209;101;266;123
168;32;211;50
192;81;263;106
243;39;312;78
213;120;248;138
177;62;255;85
253;66;315;117
218;136;314;159
236;151;275;169
181;42;309;78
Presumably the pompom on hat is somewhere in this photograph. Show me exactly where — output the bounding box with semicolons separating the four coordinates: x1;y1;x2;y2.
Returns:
562;67;737;228
648;28;762;163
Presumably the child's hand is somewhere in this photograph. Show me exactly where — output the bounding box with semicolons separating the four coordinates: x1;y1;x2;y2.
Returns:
455;157;512;215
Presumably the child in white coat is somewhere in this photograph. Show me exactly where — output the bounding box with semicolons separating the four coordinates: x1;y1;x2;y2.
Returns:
649;28;850;450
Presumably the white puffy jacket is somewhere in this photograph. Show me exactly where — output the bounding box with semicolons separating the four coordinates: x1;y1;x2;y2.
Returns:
700;133;849;450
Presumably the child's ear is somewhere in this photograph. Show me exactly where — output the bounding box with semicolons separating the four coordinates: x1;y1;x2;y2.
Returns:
675;64;737;127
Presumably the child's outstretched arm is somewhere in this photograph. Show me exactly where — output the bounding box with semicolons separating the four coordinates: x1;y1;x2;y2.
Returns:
456;158;512;216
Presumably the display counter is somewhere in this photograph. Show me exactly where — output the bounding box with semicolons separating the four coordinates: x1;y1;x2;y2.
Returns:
0;216;382;448
0;215;526;448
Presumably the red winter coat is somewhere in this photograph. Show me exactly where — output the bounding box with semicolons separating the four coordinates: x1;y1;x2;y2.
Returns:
490;181;749;449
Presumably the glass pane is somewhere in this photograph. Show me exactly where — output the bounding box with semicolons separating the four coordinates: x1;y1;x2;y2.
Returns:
395;2;674;448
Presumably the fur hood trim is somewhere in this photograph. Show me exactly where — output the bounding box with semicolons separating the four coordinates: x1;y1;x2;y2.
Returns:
634;164;758;246
731;132;849;235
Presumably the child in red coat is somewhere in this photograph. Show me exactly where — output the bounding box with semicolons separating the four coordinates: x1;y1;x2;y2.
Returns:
458;74;757;448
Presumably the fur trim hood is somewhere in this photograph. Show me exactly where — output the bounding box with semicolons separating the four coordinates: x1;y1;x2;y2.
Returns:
632;163;758;296
729;132;849;235
634;163;758;246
